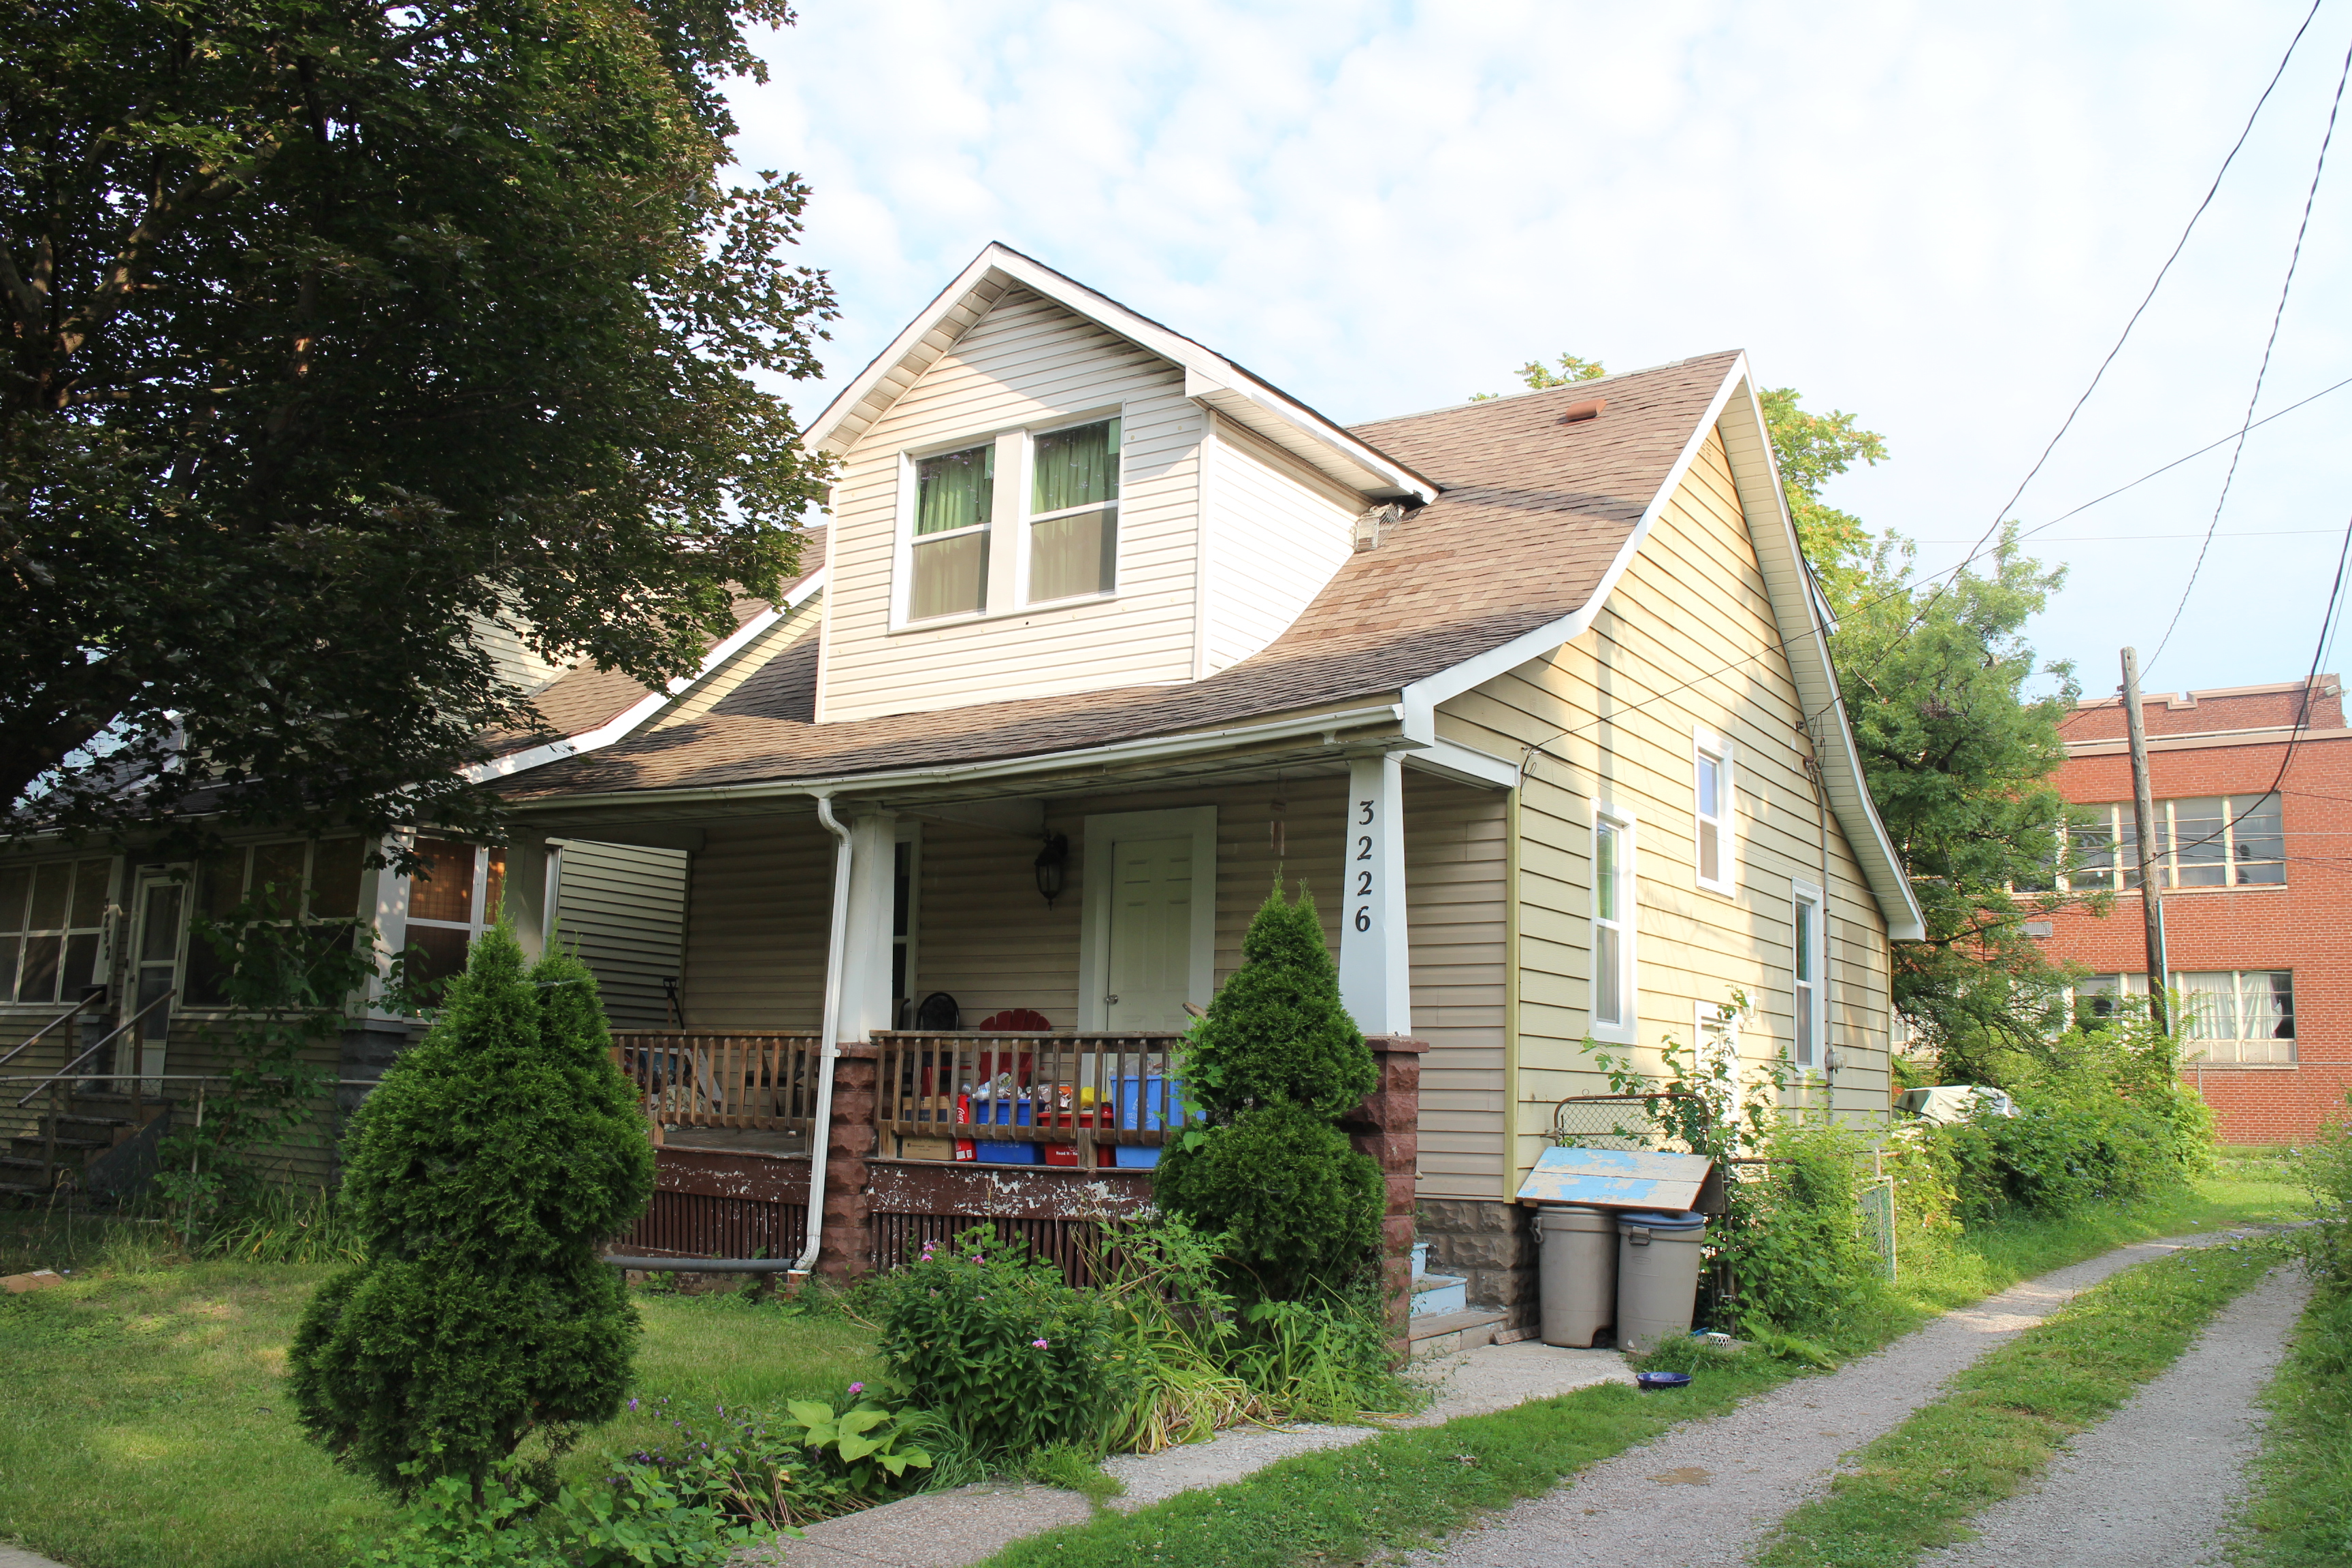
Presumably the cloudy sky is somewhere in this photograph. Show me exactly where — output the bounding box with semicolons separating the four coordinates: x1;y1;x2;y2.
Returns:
728;1;2352;701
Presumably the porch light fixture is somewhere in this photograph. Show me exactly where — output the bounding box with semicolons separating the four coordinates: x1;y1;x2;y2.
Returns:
1034;832;1070;907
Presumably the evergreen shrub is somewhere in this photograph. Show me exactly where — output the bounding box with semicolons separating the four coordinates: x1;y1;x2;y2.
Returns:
289;925;656;1498
1155;883;1383;1299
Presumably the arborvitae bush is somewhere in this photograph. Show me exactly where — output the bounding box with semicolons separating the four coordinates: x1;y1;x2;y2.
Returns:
1154;1104;1383;1297
1157;883;1383;1298
289;925;655;1498
1183;883;1375;1120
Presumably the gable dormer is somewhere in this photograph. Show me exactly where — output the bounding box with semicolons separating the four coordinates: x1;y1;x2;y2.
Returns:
808;246;1433;725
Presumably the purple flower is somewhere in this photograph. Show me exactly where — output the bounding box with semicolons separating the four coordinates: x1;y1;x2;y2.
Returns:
849;1382;865;1395
1032;1338;1050;1349
628;1399;639;1411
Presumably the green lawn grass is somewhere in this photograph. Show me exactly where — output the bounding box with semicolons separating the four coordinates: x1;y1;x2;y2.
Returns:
979;1174;2302;1568
2232;1279;2352;1566
0;1243;879;1568
1754;1239;2281;1567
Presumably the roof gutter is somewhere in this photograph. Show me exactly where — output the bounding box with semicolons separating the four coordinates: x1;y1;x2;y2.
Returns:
793;790;855;1279
503;703;1409;816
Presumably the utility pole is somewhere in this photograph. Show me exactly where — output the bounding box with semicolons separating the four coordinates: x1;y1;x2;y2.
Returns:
2120;647;2168;1033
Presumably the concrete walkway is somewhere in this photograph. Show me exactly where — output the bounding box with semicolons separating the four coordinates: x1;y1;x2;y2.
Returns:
758;1339;1633;1566
1915;1263;2308;1568
1406;1230;2271;1568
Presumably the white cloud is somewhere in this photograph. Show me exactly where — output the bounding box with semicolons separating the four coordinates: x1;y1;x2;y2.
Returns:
734;0;2352;694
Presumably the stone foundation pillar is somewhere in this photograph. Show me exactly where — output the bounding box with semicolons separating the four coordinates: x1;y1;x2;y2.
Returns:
1345;1035;1427;1359
815;1043;878;1280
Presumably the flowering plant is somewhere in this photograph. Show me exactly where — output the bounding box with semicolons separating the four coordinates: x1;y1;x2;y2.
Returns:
872;1226;1112;1456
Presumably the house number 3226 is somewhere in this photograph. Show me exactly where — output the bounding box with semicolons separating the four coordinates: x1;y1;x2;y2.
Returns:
1354;800;1375;931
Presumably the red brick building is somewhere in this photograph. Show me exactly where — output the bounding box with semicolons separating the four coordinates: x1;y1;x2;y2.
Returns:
2043;676;2352;1145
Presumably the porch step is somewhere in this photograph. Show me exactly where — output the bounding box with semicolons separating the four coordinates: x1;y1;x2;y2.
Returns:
1407;1307;1509;1359
1410;1272;1468;1318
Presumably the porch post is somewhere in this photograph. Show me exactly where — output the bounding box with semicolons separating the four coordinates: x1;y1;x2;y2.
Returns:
840;811;898;1038
1339;752;1411;1036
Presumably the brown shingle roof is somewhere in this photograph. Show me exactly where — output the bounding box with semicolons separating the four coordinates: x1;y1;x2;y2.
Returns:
482;532;828;757
500;355;1740;802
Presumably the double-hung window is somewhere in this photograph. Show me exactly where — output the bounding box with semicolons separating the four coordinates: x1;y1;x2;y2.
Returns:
1791;881;1825;1068
404;838;506;994
1693;731;1735;894
1591;811;1637;1041
904;416;1122;623
910;444;993;621
0;858;111;1007
2064;795;2285;890
1028;417;1120;604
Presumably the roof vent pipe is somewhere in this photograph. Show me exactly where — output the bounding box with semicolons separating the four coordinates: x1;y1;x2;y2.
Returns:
793;791;856;1279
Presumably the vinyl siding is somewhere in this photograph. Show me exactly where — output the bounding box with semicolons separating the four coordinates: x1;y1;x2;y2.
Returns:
553;840;689;1030
679;815;834;1030
1203;418;1363;673
819;287;1204;723
1404;772;1511;1199
1437;430;1895;1194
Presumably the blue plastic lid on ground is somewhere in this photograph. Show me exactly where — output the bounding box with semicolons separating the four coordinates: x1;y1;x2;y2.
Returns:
1635;1371;1694;1389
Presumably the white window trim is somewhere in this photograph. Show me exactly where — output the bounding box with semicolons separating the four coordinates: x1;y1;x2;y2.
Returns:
1791;877;1826;1069
891;407;1127;632
1693;726;1736;896
1590;805;1638;1045
1076;805;1217;1033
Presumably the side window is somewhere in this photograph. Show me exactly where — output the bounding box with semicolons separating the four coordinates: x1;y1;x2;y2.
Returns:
1791;881;1825;1068
1693;731;1734;894
1591;813;1636;1042
0;858;112;1006
403;838;507;994
909;443;993;621
185;838;369;1005
1028;417;1120;603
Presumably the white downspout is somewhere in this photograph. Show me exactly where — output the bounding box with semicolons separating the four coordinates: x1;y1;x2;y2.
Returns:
794;791;856;1277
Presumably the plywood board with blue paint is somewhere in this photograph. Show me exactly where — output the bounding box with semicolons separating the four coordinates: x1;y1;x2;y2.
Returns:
1514;1146;1715;1211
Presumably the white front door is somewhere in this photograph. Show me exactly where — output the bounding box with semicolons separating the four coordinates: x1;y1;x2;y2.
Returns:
1105;836;1192;1032
131;874;182;1090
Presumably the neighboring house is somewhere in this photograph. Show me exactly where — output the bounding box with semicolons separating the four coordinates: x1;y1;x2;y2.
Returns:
1;245;1923;1309
2040;675;2349;1146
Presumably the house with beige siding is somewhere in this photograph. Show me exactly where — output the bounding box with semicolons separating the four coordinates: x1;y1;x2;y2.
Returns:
1;245;1920;1329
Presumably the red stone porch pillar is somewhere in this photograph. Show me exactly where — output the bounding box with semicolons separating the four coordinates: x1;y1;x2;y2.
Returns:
1345;1035;1428;1360
815;1042;879;1281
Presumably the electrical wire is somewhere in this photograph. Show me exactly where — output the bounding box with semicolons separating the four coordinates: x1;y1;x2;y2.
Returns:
2149;22;2352;675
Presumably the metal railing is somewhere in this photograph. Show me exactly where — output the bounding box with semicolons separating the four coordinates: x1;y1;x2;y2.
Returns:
0;998;90;1074
610;1031;822;1137
872;1031;1192;1166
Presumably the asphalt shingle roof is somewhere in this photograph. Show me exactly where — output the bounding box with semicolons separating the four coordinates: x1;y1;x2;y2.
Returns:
500;353;1740;801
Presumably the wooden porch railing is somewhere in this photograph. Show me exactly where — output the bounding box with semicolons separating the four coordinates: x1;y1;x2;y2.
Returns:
610;1031;821;1137
873;1031;1193;1166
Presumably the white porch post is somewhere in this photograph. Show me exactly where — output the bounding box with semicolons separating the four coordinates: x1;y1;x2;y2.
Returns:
840;811;898;1038
1339;753;1410;1036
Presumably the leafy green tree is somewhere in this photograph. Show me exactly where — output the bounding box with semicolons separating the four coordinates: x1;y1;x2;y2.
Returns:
2;0;834;851
1757;386;1886;610
289;925;654;1499
1834;529;2085;1077
1157;883;1382;1297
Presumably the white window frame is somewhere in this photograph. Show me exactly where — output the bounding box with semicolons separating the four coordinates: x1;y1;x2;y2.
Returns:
1590;806;1638;1045
1076;805;1217;1032
892;408;1126;630
1022;412;1124;609
1693;728;1736;896
1791;879;1826;1069
2063;794;2287;892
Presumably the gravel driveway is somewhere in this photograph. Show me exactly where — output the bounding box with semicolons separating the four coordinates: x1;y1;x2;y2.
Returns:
1409;1230;2273;1568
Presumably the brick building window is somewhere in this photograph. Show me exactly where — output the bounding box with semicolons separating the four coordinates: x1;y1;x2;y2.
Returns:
2072;970;2295;1064
2065;794;2284;892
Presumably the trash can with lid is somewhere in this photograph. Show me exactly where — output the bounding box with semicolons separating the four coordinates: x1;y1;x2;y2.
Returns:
1533;1204;1618;1348
1614;1209;1707;1353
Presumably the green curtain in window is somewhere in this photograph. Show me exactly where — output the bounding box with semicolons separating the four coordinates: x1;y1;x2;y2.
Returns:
1032;420;1119;512
917;445;993;536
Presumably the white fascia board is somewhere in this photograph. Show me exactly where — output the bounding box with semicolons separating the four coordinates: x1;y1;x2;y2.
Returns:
1402;738;1522;790
1397;359;1750;742
1714;376;1925;941
807;243;1436;504
504;704;1407;814
467;568;827;784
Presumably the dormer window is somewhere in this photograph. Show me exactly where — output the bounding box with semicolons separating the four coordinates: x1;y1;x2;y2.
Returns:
911;443;993;620
1029;417;1120;603
900;414;1124;625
